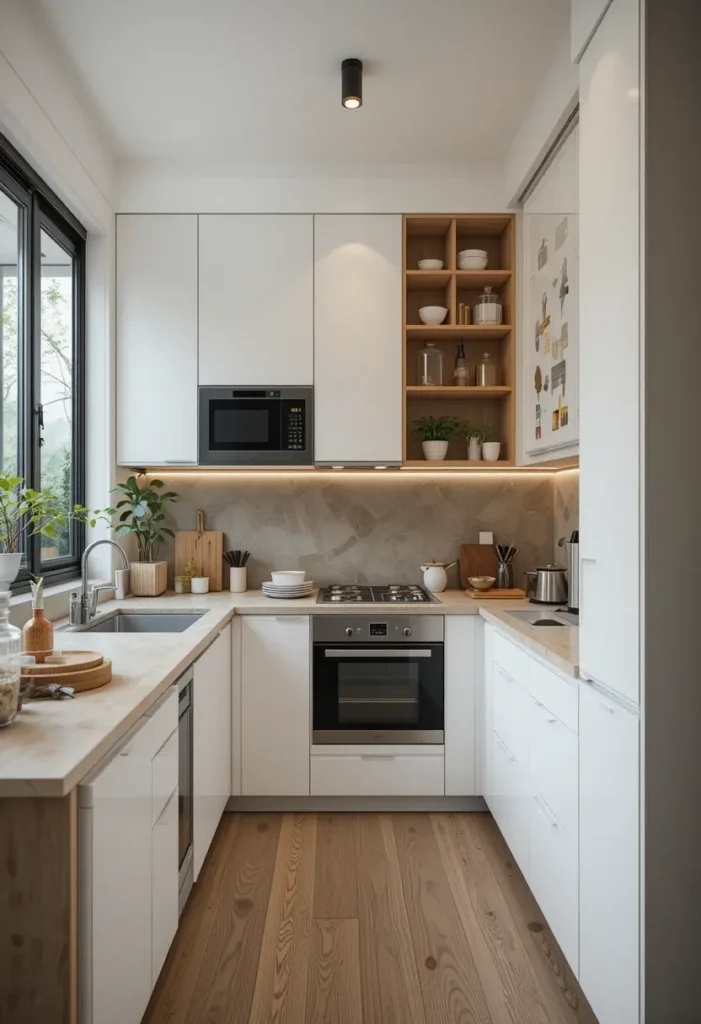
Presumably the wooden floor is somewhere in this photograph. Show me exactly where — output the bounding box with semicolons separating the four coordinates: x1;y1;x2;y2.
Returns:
143;812;597;1024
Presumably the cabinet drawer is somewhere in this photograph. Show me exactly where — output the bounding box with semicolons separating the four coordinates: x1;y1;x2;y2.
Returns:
529;660;578;733
145;684;178;757
152;788;179;987
493;664;532;769
529;795;579;973
529;700;578;840
310;754;444;796
493;632;530;688
152;728;178;826
490;733;531;878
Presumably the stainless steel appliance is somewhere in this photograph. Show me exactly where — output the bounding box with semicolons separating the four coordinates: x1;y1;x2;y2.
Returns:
566;530;579;613
198;386;313;466
312;615;444;744
316;584;438;604
177;668;194;914
524;564;569;605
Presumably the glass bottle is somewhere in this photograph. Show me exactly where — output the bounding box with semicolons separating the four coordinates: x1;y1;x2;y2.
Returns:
476;351;500;387
0;590;22;727
452;342;474;386
417;342;443;386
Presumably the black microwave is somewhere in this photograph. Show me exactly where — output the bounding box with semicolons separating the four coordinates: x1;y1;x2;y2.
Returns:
198;387;313;466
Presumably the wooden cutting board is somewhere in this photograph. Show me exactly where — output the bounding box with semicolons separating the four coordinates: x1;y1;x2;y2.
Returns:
466;588;526;600
21;652;112;693
174;509;224;591
458;544;498;589
22;650;105;674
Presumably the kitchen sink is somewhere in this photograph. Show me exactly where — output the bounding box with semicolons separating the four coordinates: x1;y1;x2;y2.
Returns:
69;611;205;633
506;608;578;628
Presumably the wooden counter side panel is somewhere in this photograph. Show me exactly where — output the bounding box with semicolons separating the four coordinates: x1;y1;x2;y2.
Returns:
0;793;77;1024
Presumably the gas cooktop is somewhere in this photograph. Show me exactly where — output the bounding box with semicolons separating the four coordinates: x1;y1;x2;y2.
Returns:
316;584;439;604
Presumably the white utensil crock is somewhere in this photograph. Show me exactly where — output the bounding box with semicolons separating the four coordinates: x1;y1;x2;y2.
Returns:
421;564;448;593
482;441;501;462
191;577;210;594
422;440;449;461
229;567;247;593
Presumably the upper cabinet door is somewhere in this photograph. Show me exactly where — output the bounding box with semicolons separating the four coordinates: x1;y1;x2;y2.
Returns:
578;0;640;704
571;0;614;62
116;215;198;466
314;215;402;465
198;215;313;386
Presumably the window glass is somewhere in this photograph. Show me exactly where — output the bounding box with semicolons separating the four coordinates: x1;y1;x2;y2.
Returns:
0;188;20;479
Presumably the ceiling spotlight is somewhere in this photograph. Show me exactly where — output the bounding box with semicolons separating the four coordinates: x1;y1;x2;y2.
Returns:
341;58;363;109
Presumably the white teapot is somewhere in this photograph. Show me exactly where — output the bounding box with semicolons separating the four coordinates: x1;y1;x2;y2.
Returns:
420;561;456;594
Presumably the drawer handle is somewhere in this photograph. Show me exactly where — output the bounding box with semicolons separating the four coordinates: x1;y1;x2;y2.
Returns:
534;796;558;828
533;698;557;725
599;699;616;714
496;665;515;683
494;735;515;762
360;755;395;761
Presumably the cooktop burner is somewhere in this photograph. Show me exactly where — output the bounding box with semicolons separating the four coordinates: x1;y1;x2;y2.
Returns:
317;584;438;604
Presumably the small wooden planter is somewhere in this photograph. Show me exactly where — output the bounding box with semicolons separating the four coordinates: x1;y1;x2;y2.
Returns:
130;561;167;596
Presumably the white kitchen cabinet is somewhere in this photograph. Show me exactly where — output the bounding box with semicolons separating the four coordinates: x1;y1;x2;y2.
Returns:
481;622;494;802
313;214;402;465
578;0;640;705
579;681;639;1024
310;752;444;796
198;214;313;386
116;214;198;466
571;0;613;62
241;616;310;796
193;623;232;879
151;788;179;987
444;616;476;795
529;794;579;972
490;732;531;879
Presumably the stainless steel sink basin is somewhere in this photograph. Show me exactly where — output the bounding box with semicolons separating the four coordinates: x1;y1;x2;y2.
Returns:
70;611;205;633
506;608;578;628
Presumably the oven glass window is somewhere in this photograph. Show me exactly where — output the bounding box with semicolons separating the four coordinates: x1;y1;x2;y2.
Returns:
209;399;281;451
338;663;420;725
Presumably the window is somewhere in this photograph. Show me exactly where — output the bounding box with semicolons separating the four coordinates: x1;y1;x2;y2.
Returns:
0;133;86;589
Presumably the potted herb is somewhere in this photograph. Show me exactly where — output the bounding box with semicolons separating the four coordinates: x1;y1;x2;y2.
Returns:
459;421;495;461
414;416;459;461
112;474;178;596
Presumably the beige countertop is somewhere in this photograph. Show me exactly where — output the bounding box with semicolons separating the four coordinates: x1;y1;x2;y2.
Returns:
0;589;578;797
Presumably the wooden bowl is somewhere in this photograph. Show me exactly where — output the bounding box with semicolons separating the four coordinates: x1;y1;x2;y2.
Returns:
468;576;496;592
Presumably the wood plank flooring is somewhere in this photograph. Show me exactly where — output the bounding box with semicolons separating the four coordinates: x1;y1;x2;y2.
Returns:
143;812;597;1024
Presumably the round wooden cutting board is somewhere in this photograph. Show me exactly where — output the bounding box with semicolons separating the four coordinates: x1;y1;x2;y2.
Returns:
21;651;113;693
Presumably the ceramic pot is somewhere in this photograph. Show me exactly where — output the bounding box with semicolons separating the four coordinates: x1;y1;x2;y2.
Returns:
467;438;482;461
191;577;210;594
0;553;22;588
130;561;167;596
421;564;448;593
482;441;501;462
422;440;449;461
229;567;247;593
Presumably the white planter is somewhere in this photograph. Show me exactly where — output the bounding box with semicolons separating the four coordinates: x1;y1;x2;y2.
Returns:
482;441;501;462
467;438;482;461
0;553;22;588
422;440;449;461
229;567;247;593
191;577;210;594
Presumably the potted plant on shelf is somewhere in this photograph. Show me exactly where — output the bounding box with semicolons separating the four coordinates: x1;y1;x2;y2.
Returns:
414;416;459;461
0;474;108;587
112;474;178;596
459;422;495;461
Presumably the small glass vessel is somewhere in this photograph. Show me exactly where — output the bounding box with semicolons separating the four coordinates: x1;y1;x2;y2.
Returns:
472;286;503;325
476;351;500;387
0;589;22;727
417;342;443;386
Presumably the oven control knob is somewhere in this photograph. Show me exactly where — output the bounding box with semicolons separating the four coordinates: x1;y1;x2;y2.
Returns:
403;627;412;637
345;627;354;637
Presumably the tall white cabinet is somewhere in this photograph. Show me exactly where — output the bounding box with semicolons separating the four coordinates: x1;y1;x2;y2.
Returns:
578;0;640;706
116;215;198;466
313;215;402;465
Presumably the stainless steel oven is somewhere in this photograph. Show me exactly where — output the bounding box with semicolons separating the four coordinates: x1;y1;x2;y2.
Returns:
312;616;444;744
198;386;313;466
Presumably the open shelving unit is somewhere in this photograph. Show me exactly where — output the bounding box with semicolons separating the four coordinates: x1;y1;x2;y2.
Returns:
403;213;516;467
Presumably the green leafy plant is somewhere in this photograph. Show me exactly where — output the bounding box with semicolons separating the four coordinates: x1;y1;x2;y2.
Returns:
0;474;108;554
112;474;178;563
459;421;495;445
413;416;459;442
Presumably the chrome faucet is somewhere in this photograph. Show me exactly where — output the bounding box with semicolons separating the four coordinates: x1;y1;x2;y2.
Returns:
71;539;130;625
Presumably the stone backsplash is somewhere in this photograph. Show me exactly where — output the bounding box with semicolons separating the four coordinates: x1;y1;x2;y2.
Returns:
553;469;580;561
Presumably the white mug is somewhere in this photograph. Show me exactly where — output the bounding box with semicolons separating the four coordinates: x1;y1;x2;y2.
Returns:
229;567;247;593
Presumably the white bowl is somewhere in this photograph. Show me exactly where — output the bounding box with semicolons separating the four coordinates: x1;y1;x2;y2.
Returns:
458;256;488;270
417;258;444;271
270;570;307;586
458;248;487;258
418;305;448;325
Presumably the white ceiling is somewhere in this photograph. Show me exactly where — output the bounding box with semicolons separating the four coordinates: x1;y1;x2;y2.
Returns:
37;0;569;172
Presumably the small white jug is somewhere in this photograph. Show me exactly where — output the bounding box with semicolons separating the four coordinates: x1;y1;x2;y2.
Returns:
420;561;456;594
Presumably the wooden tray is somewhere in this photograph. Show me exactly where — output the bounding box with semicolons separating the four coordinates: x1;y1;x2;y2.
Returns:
22;650;105;675
466;588;526;600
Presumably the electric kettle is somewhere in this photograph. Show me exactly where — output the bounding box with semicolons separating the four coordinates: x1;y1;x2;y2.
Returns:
524;564;569;605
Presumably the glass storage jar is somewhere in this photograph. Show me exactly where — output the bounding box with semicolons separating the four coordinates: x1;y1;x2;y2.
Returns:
0;590;22;727
417;342;443;386
472;286;503;325
476;351;500;387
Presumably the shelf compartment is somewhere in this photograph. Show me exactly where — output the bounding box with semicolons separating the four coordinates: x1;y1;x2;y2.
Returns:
455;269;512;288
406;324;511;341
405;270;453;290
406;386;511;399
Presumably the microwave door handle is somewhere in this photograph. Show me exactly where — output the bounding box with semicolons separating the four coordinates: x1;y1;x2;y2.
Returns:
324;649;432;658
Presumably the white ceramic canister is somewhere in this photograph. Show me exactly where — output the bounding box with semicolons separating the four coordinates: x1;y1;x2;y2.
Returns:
229;567;247;593
421;561;455;594
482;441;501;462
190;577;210;594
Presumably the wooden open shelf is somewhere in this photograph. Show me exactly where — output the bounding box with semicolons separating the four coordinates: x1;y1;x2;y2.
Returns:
402;460;517;469
406;386;511;399
406;324;512;340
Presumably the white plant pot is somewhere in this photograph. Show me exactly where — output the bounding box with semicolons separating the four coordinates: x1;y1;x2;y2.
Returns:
422;440;449;461
482;441;501;462
190;577;210;594
229;567;247;593
467;438;482;461
0;553;22;588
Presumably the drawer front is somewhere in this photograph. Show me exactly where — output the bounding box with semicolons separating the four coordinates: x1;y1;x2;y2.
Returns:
146;685;178;757
529;660;578;733
152;788;179;987
493;631;530;688
493;664;532;769
529;795;579;973
529;700;578;840
152;728;178;826
310;754;444;797
490;733;531;879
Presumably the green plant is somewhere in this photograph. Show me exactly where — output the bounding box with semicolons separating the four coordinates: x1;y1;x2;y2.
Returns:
112;474;178;563
0;474;108;554
459;421;495;445
413;416;459;442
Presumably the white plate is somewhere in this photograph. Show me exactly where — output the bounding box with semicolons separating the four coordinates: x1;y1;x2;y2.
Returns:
262;584;314;595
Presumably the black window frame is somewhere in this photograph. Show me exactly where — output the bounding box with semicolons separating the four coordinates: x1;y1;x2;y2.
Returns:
0;131;87;593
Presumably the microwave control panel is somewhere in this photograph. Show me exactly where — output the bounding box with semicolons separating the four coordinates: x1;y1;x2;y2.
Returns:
283;402;306;451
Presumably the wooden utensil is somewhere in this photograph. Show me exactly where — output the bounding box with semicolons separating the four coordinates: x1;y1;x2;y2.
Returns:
466;588;526;600
459;544;499;589
174;509;224;591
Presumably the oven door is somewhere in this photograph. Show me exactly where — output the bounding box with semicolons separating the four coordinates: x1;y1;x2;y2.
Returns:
198;387;313;466
313;643;444;744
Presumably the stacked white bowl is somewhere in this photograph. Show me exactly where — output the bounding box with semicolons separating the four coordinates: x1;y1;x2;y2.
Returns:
418;305;448;325
262;570;313;599
458;248;488;270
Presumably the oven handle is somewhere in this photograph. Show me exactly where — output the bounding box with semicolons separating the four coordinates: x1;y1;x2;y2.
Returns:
324;649;432;658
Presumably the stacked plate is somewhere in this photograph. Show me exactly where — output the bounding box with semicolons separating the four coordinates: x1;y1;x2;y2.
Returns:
262;570;313;600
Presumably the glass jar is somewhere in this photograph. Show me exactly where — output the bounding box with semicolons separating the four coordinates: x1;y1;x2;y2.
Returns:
476;351;500;387
472;286;503;325
0;590;22;727
417;342;443;386
452;342;474;386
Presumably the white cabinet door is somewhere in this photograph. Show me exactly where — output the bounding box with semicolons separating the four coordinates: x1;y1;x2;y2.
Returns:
116;215;198;466
578;0;640;704
579;682;639;1024
193;624;232;879
571;0;614;62
151;788;179;987
198;214;313;386
445;616;476;795
314;215;402;465
241;616;310;796
481;623;494;803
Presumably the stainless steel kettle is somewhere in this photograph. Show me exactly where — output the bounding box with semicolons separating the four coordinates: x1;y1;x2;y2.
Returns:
524;564;568;605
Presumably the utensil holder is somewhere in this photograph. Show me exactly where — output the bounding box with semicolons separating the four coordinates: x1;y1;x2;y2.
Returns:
229;567;247;593
496;563;514;589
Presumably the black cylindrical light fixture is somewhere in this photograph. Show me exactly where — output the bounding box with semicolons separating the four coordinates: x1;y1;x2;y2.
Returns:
341;58;363;109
